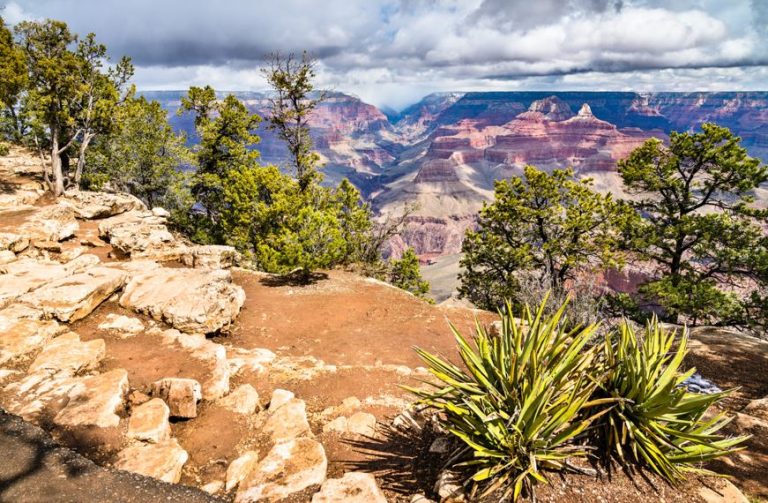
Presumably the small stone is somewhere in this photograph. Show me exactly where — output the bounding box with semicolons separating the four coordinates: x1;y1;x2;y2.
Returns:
113;439;188;484
411;494;436;503
346;412;376;437
235;438;327;503
127;398;171;443
201;480;224;495
98;314;145;337
34;240;61;252
322;416;348;434
59;246;86;262
312;472;387;503
127;389;151;406
434;470;465;502
744;397;768;421
429;436;451;454
217;384;260;415
269;389;295;411
263;398;312;442
226;451;260;491
151;378;202;419
698;479;749;503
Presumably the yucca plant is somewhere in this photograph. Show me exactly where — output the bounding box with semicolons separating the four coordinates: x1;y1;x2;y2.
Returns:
594;318;749;482
407;298;608;501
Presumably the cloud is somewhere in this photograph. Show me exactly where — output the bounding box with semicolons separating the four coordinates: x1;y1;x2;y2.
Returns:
6;0;768;109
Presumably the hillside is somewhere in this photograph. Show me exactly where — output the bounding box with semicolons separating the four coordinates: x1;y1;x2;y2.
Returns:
0;148;767;502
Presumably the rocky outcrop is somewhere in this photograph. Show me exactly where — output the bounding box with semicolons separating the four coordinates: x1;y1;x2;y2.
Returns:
119;268;245;334
63;190;146;219
0;254;99;308
181;245;240;269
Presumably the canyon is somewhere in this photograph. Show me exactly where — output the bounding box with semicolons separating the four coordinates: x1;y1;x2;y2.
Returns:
149;90;768;272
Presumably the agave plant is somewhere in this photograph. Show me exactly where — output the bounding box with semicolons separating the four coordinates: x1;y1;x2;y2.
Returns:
595;319;749;482
407;298;607;501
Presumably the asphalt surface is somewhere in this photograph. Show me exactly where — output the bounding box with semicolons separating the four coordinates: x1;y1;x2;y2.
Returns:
0;408;226;503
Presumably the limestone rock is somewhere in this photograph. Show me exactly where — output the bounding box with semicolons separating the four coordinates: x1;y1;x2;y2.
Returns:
434;471;465;502
127;398;171;443
0;312;65;365
4;370;82;422
227;346;276;376
411;494;437;503
202;481;224;495
346;412;377;437
28;332;105;375
312;472;387;503
54;369;129;429
322;417;348;435
113;439;188;484
97;210;166;238
59;245;86;262
0;254;100;308
218;384;260;415
63;190;146;219
98;314;145;337
20;266;128;322
18;203;78;242
226;451;260;491
151;378;202;419
263;398;312;443
120;267;245;334
698;480;749;503
0;232;29;252
235;438;327;503
744;397;768;421
0;249;16;264
156;329;230;400
181;245;240;269
269;389;295;411
151;207;170;218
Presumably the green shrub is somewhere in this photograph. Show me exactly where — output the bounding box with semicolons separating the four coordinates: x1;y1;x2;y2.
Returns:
0;143;9;156
409;299;748;501
408;298;605;500
594;319;748;481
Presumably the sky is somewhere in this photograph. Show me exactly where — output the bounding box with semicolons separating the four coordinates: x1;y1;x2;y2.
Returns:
4;0;767;110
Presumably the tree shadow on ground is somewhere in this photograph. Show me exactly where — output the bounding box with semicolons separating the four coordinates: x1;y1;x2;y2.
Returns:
258;271;329;287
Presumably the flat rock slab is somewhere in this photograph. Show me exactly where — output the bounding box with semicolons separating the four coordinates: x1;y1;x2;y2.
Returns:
127;398;171;443
0;312;65;365
0;255;100;308
98;314;145;337
0;231;29;252
120;268;245;334
20;266;128;322
263;398;312;443
151;378;202;419
235;438;328;503
54;369;129;429
63;190;146;219
4;370;82;422
113;439;189;484
312;472;387;503
97;210;167;237
28;332;106;375
18;203;79;242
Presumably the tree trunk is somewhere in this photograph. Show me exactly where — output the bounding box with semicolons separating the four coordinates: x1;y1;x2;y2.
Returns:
50;129;65;196
74;132;94;187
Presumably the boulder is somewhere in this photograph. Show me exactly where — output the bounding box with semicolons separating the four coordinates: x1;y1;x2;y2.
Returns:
312;472;387;503
0;255;99;308
120;268;245;334
113;439;188;484
28;332;105;375
97;210;166;238
63;190;146;219
217;384;260;415
181;245;240;269
54;369;129;429
127;398;171;443
226;451;260;491
20;266;128;322
151;378;202;419
0;313;65;365
98;314;145;337
263;398;312;443
0;232;29;252
235;438;327;503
